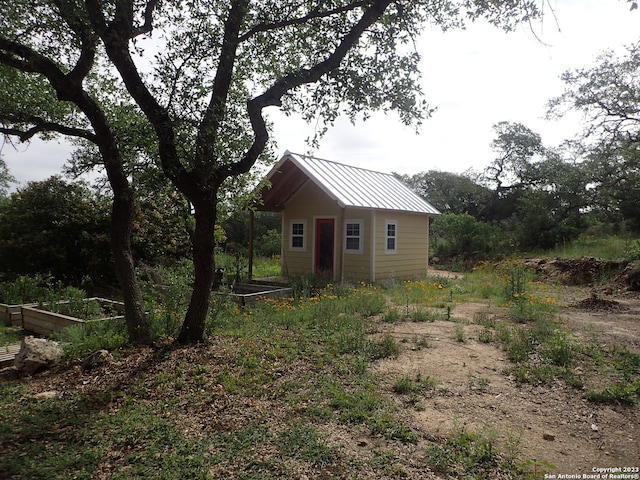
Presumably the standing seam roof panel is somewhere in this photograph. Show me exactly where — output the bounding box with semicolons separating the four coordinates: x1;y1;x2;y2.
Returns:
286;153;440;214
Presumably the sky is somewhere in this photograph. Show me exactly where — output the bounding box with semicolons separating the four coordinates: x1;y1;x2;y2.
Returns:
2;0;640;190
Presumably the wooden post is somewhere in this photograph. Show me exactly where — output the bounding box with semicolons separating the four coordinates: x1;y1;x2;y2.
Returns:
340;207;345;283
248;209;254;281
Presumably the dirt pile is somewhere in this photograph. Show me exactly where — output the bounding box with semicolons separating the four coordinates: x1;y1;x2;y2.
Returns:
524;257;640;290
569;293;626;312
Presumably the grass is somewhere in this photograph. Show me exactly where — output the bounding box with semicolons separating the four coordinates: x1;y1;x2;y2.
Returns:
423;428;538;478
454;326;466;342
541;234;640;260
392;373;437;395
468;268;640;401
1;258;638;478
0;325;23;347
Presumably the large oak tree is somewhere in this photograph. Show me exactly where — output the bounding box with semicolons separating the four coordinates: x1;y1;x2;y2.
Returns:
0;0;539;343
548;41;640;232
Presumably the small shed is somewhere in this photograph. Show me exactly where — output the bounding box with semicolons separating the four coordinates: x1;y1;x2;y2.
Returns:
253;152;440;282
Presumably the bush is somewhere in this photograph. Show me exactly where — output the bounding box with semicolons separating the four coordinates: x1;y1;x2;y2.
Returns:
0;274;56;304
0;177;113;284
56;318;128;357
430;213;508;263
256;229;281;257
625;240;640;260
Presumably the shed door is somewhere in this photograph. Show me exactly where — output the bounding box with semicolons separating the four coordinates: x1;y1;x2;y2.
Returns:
315;218;334;278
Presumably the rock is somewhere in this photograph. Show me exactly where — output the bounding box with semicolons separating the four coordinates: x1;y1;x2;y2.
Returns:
82;349;113;371
543;432;555;441
34;391;60;400
14;336;63;374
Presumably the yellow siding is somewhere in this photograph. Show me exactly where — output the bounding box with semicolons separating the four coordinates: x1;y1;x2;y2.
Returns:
279;181;431;282
373;211;429;281
341;207;372;282
281;181;341;278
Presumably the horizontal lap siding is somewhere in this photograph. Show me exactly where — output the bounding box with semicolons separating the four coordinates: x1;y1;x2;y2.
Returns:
342;207;372;282
281;182;340;277
374;211;429;281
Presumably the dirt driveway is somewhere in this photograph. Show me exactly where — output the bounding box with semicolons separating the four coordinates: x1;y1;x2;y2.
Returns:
371;279;640;477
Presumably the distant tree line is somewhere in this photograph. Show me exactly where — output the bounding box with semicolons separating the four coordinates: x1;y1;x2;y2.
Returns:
2;38;640;286
400;41;640;263
0;175;280;287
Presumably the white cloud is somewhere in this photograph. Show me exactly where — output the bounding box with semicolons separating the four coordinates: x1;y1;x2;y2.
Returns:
272;0;640;175
3;0;639;189
1;139;72;189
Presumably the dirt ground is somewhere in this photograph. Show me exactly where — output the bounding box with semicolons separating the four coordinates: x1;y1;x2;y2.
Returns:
371;266;640;477
3;259;639;478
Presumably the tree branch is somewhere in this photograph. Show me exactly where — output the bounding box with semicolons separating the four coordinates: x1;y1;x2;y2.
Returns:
195;0;249;174
0;38;67;84
50;0;99;85
238;1;369;42
85;0;186;189
132;0;160;38
232;0;393;177
0;114;97;142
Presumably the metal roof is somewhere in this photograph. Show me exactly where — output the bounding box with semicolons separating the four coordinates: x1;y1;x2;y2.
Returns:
258;152;440;215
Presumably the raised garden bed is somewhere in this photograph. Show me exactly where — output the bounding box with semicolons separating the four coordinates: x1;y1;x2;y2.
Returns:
213;283;293;307
0;303;36;327
21;297;125;336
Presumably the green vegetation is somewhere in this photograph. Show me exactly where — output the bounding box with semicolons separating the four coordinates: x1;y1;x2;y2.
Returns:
462;261;640;404
423;428;533;479
541;234;637;260
392;373;437;396
55;319;129;357
0;273;66;305
1;258;639;478
454;326;467;343
0;326;21;346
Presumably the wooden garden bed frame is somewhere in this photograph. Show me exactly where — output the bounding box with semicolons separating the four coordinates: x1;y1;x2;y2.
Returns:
0;303;36;327
213;283;293;307
21;297;125;336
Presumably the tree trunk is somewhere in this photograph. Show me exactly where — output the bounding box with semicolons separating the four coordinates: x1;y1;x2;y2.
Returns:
177;197;217;343
111;192;151;344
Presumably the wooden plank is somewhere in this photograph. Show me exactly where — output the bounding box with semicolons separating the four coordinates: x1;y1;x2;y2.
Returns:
0;305;8;325
22;316;59;336
22;306;84;335
19;298;125;336
0;343;21;368
1;303;37;326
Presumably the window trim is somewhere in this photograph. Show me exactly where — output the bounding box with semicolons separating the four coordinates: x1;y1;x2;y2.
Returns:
290;220;306;251
385;219;397;253
345;219;363;254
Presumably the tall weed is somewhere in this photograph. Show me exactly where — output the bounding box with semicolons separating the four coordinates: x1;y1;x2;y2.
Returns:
0;274;61;305
56;319;128;356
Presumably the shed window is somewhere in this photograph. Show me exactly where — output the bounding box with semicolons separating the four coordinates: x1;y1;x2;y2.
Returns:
290;221;306;250
385;220;397;253
345;221;363;253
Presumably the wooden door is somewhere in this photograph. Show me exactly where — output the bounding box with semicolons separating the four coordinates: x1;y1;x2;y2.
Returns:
315;218;334;278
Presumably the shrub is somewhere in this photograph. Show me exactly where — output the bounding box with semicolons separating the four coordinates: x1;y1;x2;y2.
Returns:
625;239;640;260
369;334;400;360
0;274;50;304
56;318;128;357
430;213;508;263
